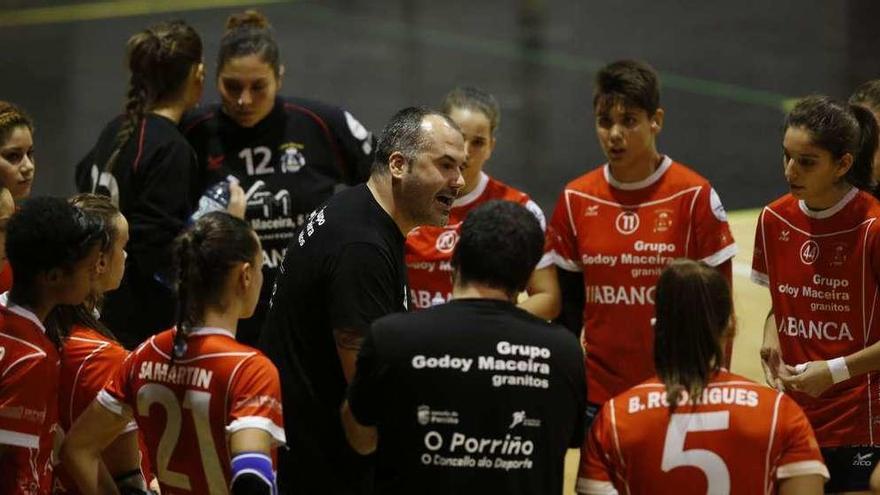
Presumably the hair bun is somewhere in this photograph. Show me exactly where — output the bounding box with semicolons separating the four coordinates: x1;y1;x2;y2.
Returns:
225;10;271;32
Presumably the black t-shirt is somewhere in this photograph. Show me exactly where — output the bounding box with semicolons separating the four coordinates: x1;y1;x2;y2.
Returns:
75;114;200;347
182;97;374;306
348;299;586;495
260;184;407;493
75;113;200;280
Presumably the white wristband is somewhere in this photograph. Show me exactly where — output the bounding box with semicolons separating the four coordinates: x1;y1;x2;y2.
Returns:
826;357;851;384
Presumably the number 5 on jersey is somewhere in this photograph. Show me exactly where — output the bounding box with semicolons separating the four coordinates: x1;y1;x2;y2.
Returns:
662;412;731;494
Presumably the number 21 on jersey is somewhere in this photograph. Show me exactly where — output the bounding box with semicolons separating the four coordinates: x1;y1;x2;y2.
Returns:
137;384;226;494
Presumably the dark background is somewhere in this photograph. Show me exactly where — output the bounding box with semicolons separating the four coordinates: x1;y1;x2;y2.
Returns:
1;0;879;213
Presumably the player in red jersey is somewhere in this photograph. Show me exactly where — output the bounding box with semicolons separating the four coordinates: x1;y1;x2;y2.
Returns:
62;212;284;495
0;196;107;495
47;194;156;494
547;60;736;416
406;86;559;318
0;101;37;293
754;96;880;493
578;259;827;495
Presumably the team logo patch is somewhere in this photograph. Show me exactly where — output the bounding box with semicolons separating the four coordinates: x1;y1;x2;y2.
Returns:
653;210;673;233
280;147;306;173
615;211;640;235
509;410;541;429
778;230;790;242
417;405;430;425
853;452;874;467
584;205;600;217
435;230;459;253
709;188;728;222
831;243;849;266
799;240;820;265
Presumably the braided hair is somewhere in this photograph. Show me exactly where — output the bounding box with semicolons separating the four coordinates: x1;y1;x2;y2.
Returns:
0;101;33;146
171;212;258;359
98;20;202;186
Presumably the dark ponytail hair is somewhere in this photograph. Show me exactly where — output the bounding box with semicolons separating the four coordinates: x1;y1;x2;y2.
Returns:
7;197;109;348
654;259;732;411
785;95;879;191
98;20;202;184
171;212;259;358
46;194;121;342
217;10;280;78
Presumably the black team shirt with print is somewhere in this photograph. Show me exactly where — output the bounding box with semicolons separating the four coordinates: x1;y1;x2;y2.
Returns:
348;298;587;495
259;183;407;494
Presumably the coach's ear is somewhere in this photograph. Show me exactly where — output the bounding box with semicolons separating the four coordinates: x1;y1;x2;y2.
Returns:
388;151;409;179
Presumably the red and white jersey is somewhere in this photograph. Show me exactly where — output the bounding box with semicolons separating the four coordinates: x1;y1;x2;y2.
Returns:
0;261;13;294
0;294;60;495
548;157;736;403
406;172;553;309
55;325;138;494
752;188;880;446
577;371;828;495
98;327;285;495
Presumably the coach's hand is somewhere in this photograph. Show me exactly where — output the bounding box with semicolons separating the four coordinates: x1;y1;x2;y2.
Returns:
781;361;833;397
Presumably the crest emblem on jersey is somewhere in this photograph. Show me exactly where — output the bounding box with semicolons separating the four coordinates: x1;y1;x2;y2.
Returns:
615;211;640;235
435;230;459;253
280;147;306;173
831;243;848;266
653;210;673;233
799;240;820;265
417;405;430;425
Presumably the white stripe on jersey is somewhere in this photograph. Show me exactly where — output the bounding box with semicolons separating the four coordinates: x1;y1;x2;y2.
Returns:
0;428;39;448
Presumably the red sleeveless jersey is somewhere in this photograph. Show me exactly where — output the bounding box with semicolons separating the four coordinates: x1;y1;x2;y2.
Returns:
405;172;552;309
578;371;827;494
548;157;736;403
99;327;285;494
0;299;59;495
752;188;880;446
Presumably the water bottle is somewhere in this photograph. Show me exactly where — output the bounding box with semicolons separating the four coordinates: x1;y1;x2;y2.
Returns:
190;175;239;222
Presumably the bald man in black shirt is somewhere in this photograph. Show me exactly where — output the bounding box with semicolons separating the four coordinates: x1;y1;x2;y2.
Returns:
260;107;466;495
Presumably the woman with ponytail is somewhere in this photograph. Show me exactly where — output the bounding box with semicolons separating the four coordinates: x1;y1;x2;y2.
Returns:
183;9;375;345
74;20;244;349
62;212;285;495
577;259;827;495
49;194;157;494
753;95;880;493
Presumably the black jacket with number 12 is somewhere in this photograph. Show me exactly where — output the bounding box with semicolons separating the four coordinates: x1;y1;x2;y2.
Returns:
182;96;374;343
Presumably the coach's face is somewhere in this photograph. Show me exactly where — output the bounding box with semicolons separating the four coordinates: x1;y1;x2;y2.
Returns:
396;115;466;227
